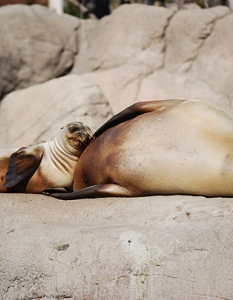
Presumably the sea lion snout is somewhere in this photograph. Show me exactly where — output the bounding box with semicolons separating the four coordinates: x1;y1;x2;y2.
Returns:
76;131;86;140
70;131;92;145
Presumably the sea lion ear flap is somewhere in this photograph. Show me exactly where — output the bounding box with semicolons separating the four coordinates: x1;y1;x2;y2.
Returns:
4;146;44;189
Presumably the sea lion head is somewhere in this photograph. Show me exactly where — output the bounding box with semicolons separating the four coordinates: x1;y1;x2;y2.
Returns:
57;122;93;156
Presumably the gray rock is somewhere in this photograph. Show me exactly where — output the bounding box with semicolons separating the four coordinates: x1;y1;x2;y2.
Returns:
1;193;233;299
0;4;79;99
0;74;113;148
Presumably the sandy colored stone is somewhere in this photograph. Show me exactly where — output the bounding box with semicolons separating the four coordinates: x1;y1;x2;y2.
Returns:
0;75;112;148
1;193;233;299
164;6;230;72
83;65;150;113
85;67;232;114
74;5;233;115
190;13;233;100
73;4;174;73
0;4;79;99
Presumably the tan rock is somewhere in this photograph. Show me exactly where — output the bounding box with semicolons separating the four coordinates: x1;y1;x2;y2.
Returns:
85;68;232;114
1;193;233;299
164;6;230;72
191;12;233;100
138;70;233;113
73;4;174;73
0;75;112;148
83;65;150;113
0;4;79;99
74;5;233;115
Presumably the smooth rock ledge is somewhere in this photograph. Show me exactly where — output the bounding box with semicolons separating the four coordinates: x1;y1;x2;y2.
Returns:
1;194;233;299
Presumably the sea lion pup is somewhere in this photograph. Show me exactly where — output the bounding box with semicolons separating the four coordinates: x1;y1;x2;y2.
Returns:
45;99;233;200
0;122;93;193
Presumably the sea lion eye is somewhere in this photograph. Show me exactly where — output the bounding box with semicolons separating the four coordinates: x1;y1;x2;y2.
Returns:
60;126;64;130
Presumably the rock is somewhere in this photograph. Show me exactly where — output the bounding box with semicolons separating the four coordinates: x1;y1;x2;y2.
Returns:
0;4;79;99
1;4;233;116
1;193;233;299
1;5;233;298
73;4;174;73
83;65;151;113
138;70;232;113
164;6;230;72
73;5;233;115
0;74;113;148
191;12;233;100
84;66;232;114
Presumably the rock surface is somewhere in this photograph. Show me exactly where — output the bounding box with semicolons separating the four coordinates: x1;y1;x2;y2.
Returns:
1;4;233;138
0;75;113;148
1;5;233;299
1;193;233;299
0;4;79;99
73;5;233;114
1;4;233;114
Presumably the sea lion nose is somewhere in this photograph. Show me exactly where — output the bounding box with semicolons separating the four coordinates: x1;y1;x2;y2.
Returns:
78;131;86;140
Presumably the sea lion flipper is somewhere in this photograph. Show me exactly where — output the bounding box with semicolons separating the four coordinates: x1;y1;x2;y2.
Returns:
94;99;184;137
44;184;132;200
4;146;44;189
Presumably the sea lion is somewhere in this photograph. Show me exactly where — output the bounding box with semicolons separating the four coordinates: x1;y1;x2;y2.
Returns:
45;99;233;200
0;122;93;193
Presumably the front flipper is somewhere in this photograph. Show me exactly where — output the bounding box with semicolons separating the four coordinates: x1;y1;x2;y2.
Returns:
4;146;44;192
43;184;133;200
94;99;184;137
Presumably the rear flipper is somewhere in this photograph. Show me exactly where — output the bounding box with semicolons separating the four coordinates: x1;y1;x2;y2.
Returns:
94;99;184;137
43;184;133;200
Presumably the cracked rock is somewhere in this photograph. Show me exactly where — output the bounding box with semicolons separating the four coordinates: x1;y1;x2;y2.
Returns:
73;5;233;114
73;4;174;73
190;12;233;99
164;6;230;72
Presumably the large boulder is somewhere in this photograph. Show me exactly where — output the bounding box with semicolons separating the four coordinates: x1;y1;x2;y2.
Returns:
164;6;229;72
0;74;113;148
190;12;233;99
0;4;79;99
1;4;233;116
1;193;233;299
73;4;174;73
83;66;232;114
73;5;233;114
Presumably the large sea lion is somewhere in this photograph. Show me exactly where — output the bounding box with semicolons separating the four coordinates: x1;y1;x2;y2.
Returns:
45;99;233;200
0;122;93;193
